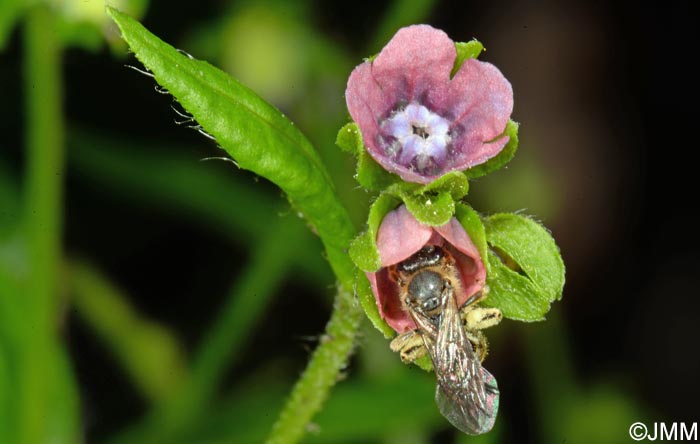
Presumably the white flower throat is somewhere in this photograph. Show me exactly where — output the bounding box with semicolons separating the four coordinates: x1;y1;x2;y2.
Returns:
381;103;452;174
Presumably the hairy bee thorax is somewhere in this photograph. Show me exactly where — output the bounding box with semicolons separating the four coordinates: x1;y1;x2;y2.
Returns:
389;245;463;319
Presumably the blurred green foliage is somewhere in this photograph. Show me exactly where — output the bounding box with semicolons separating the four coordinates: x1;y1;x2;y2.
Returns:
0;0;650;443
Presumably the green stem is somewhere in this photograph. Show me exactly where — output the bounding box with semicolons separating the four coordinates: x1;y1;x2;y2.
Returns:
19;5;67;444
265;286;363;444
23;1;63;316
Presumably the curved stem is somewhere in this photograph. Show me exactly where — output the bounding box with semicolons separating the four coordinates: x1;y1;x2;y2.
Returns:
265;286;363;444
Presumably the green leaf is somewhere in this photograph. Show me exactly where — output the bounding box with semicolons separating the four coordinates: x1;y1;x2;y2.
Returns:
451;39;484;77
481;213;565;321
106;7;356;286
482;251;551;321
465;120;519;179
355;269;394;338
349;194;401;272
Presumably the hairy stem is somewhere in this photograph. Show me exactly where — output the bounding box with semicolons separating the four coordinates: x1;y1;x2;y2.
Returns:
265;285;363;444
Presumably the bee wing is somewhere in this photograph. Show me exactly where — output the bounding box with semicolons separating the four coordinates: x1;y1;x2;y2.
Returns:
412;287;499;435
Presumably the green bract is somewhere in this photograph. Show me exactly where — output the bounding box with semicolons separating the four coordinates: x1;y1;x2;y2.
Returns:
481;213;565;321
337;122;402;191
451;39;484;77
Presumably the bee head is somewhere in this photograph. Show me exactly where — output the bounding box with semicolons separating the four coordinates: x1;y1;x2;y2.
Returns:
407;270;446;315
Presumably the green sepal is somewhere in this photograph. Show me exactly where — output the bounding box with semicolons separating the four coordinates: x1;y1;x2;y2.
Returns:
465;120;519;179
383;171;469;227
481;213;565;321
336;122;402;191
349;194;401;272
354;269;394;339
336;122;362;154
402;191;454;226
451;39;484;77
454;203;488;270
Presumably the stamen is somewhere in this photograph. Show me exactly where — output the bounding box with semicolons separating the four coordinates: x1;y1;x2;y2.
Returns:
412;125;430;139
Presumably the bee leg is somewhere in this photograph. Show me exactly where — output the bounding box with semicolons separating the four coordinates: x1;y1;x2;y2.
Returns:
466;329;490;362
462;306;502;331
389;331;427;364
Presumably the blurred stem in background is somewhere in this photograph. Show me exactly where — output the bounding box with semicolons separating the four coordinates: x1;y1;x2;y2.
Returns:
69;260;189;404
176;218;310;425
11;4;80;444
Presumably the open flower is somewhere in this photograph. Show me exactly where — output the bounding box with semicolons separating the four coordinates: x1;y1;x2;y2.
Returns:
367;205;486;333
345;25;513;184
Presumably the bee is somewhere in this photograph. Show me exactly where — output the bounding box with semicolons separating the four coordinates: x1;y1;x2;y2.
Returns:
388;245;502;435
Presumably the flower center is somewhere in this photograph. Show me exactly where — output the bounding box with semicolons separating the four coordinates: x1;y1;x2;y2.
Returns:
379;103;451;175
412;124;430;139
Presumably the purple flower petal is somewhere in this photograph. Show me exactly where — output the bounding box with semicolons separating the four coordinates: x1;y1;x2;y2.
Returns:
375;205;433;266
440;59;513;170
370;25;455;107
345;25;513;183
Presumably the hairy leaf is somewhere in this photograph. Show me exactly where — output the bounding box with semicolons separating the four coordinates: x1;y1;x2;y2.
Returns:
482;213;565;320
107;7;356;286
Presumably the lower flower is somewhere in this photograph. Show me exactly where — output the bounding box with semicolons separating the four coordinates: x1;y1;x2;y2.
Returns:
366;204;486;333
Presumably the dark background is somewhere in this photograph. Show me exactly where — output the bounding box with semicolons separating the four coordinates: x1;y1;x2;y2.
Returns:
1;0;698;443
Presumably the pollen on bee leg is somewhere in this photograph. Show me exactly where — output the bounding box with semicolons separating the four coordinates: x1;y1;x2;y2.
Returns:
466;330;489;363
390;330;427;363
463;307;502;331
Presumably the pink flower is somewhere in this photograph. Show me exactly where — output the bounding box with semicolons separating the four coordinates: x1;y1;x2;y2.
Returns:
345;25;513;184
367;205;486;333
